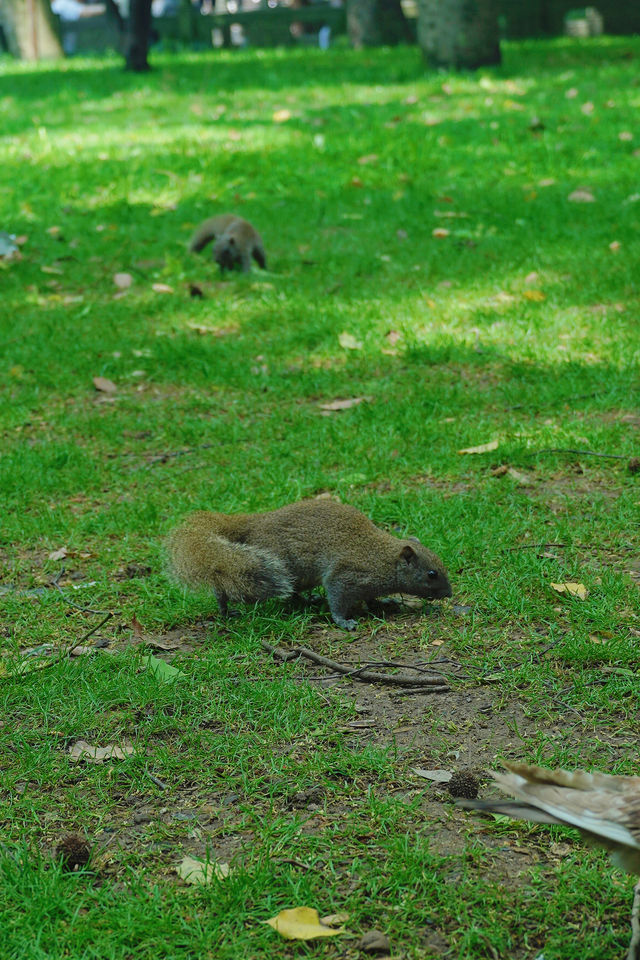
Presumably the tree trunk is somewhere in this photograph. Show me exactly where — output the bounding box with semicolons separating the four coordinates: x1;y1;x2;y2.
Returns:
417;0;500;69
125;0;152;70
0;0;63;59
347;0;413;47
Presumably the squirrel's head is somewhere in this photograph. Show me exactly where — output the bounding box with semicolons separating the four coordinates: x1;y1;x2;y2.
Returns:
214;237;241;271
396;539;452;600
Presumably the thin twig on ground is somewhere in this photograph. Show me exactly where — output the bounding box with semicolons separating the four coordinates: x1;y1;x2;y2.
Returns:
506;543;567;551
261;640;450;690
535;448;628;460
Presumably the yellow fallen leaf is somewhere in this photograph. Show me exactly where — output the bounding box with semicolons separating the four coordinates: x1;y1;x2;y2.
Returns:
458;440;499;455
265;907;347;940
432;227;450;238
523;289;545;301
177;855;230;885
272;109;291;123
551;582;588;600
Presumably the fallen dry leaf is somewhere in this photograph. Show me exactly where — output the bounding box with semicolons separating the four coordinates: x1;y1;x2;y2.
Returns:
49;547;67;561
321;912;349;926
458;439;499;455
318;397;369;411
177;855;230;885
568;189;595;203
507;467;530;485
412;768;452;783
151;283;173;294
358;153;378;165
551;582;588;600
69;645;96;657
113;272;133;289
92;376;117;394
523;289;545;302
265;907;347;941
69;741;135;763
432;227;450;238
338;332;363;351
272;108;291;123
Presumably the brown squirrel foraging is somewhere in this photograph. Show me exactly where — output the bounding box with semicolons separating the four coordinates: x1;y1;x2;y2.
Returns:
188;214;266;273
167;499;451;630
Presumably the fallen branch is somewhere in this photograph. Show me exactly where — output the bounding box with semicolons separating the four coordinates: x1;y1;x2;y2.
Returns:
535;448;628;460
0;612;113;682
261;640;449;690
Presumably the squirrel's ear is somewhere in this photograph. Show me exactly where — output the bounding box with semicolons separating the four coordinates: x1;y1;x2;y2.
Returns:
400;544;417;563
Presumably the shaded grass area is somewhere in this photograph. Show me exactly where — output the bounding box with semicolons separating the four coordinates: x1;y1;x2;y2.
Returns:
1;36;639;959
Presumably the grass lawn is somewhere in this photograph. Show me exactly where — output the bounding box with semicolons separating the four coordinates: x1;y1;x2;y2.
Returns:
1;34;639;959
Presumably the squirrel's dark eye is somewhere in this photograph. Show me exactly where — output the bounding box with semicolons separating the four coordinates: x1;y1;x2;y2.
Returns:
427;570;439;581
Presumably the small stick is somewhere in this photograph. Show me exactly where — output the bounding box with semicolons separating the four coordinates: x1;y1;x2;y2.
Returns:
535;448;629;460
144;771;169;791
0;612;113;682
261;640;449;689
506;390;601;411
506;543;567;552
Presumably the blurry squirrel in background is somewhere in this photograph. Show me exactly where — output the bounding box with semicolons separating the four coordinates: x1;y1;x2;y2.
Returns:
167;499;452;630
188;214;266;273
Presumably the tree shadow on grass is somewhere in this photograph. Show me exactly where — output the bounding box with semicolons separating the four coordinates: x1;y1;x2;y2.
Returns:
2;36;638;111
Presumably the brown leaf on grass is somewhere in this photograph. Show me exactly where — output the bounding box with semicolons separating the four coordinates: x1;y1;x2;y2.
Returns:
432;227;450;238
523;289;545;301
551;582;588;600
151;283;173;294
131;615;144;639
113;273;133;289
318;397;370;412
265;907;348;940
92;376;117;394
349;176;364;188
69;741;136;763
358;153;378;165
46;225;61;236
609;241;621;252
41;265;63;275
458;439;499;455
49;547;68;561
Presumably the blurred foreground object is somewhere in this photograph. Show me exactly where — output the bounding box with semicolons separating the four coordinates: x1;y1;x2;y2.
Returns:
460;761;640;960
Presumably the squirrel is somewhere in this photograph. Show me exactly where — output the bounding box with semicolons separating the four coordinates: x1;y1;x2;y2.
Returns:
167;499;451;630
188;214;266;273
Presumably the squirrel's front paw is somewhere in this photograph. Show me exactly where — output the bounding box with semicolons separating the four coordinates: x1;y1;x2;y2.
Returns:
333;615;358;631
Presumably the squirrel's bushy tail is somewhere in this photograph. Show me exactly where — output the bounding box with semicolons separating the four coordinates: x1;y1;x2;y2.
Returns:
167;515;293;603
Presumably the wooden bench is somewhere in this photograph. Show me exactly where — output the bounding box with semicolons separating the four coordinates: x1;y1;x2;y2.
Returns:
156;3;346;48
